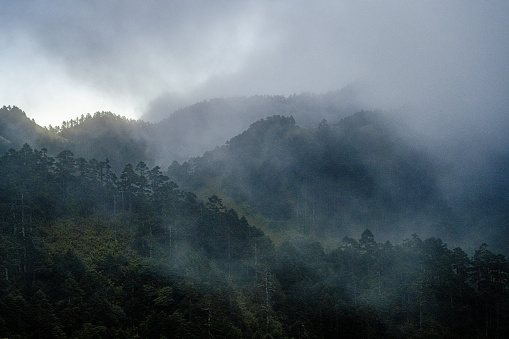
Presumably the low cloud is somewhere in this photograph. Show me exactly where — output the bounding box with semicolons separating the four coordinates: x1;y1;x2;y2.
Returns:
0;0;507;146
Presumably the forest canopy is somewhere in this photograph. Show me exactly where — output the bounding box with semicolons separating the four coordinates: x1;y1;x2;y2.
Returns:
1;143;508;338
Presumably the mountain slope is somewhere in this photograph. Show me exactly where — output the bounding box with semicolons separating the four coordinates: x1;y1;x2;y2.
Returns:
57;111;153;172
2;140;508;338
167;111;454;243
34;90;363;170
3;100;508;252
0;105;67;153
147;89;363;164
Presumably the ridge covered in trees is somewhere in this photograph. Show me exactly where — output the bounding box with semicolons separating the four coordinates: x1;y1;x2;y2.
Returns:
1;143;509;338
0;106;66;154
2;99;509;337
51;111;153;173
168;112;456;245
2;91;364;170
148;89;363;163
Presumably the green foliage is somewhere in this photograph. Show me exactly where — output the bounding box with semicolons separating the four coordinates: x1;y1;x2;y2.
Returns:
168;112;445;241
0;105;67;155
1;139;509;337
0;143;273;338
57;111;153;173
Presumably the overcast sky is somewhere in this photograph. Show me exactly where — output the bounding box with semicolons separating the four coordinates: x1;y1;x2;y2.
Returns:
1;1;508;139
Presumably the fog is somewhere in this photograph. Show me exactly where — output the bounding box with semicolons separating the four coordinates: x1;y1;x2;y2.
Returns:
2;1;509;247
2;4;509;335
1;1;507;142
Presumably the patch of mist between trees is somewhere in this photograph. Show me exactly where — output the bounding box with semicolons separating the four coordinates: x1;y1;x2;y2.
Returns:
150;225;265;290
163;241;207;279
137;224;219;285
347;97;509;253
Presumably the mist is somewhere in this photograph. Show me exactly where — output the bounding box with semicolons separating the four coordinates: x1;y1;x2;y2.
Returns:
1;1;507;143
4;2;509;337
2;0;508;245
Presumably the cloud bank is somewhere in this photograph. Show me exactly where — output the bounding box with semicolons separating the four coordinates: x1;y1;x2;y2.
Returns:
0;0;507;143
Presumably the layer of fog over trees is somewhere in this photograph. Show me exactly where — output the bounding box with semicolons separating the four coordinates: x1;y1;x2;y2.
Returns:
1;84;508;254
1;91;509;337
2;1;509;337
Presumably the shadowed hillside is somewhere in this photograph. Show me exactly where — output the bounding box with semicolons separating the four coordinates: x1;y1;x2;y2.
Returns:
167;111;459;245
2;100;508;253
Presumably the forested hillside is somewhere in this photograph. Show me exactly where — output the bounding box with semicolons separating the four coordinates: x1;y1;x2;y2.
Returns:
148;89;362;164
1;143;509;338
53;111;154;173
167;112;457;245
0;106;67;154
2;101;509;337
1;91;360;171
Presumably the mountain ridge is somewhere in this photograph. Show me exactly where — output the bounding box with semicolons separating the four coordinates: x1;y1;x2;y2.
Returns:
167;111;457;246
0;105;67;154
1;90;364;170
2;95;508;252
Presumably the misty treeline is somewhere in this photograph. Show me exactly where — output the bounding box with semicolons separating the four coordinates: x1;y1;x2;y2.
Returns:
2;92;361;172
4;104;508;253
46;111;143;134
0;106;66;155
170;111;509;254
168;113;449;242
1;143;509;338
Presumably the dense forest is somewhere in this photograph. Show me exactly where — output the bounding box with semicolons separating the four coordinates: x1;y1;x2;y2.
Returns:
166;112;499;251
0;143;508;338
1;103;509;337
